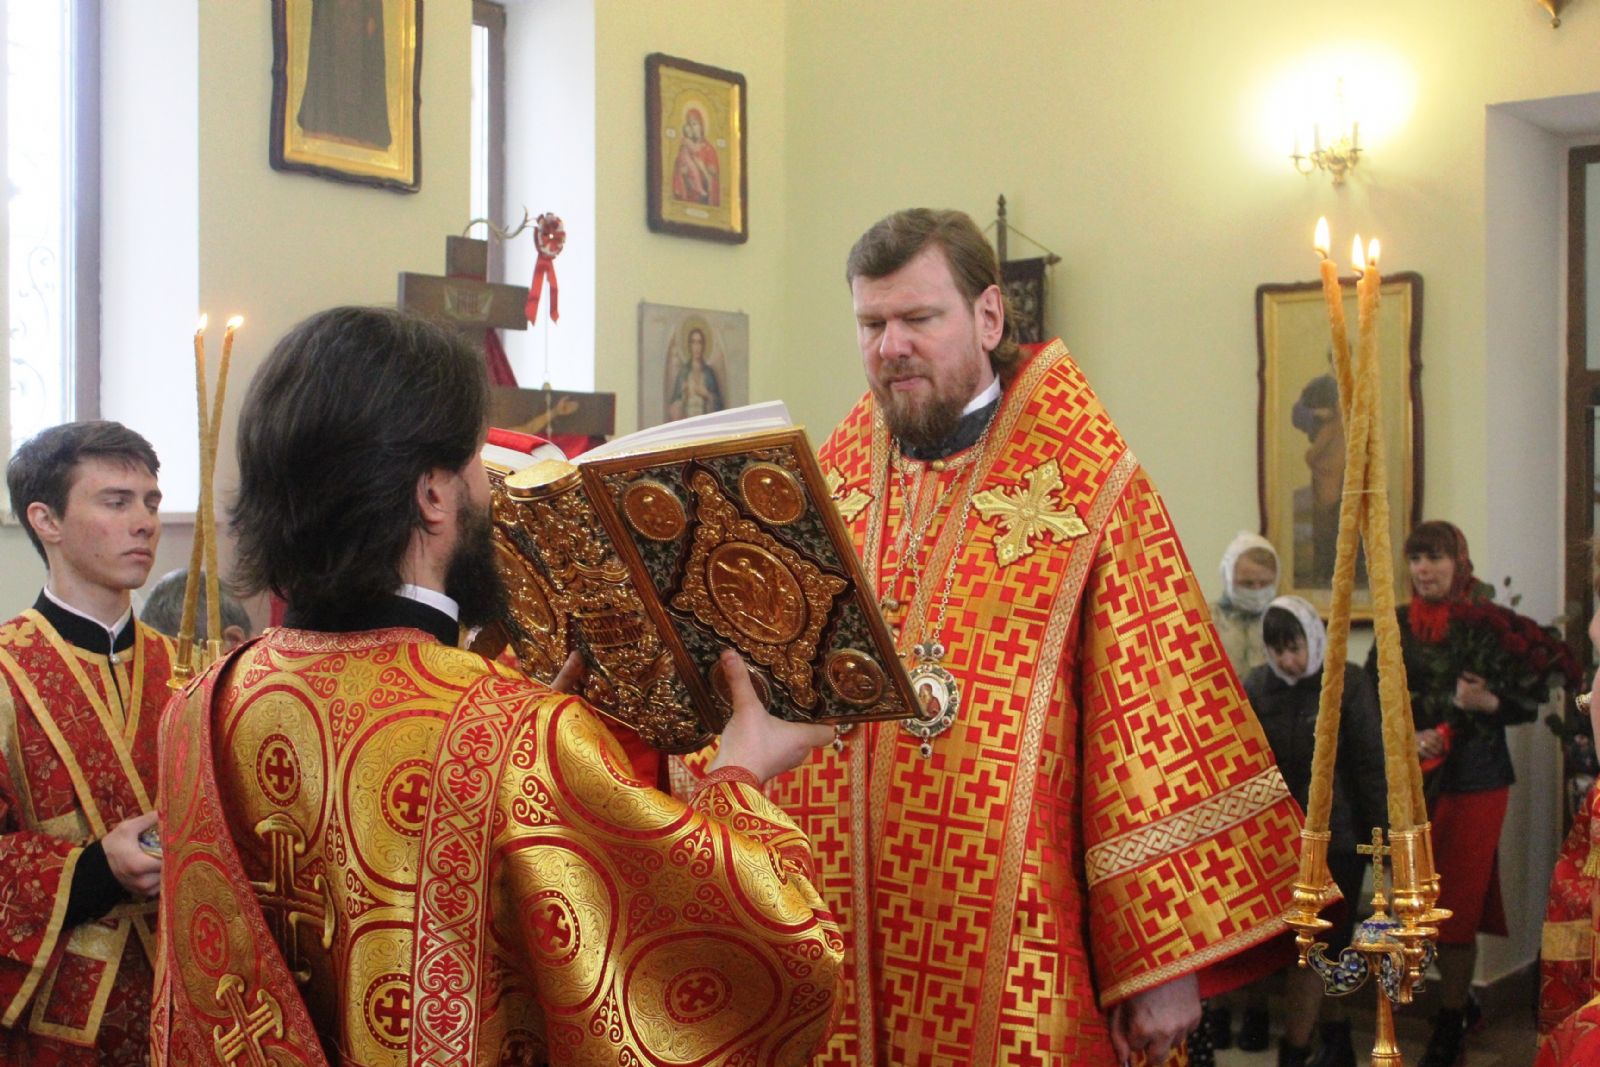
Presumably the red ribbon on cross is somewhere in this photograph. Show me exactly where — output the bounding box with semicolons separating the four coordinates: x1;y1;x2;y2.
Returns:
527;213;566;324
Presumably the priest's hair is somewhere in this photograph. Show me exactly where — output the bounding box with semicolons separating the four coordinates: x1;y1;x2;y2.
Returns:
231;306;487;618
845;207;1022;384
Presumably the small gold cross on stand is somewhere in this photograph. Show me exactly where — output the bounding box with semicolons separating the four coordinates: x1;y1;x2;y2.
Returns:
1356;826;1392;916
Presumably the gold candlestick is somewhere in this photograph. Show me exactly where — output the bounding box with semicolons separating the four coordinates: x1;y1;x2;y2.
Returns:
1288;228;1447;1065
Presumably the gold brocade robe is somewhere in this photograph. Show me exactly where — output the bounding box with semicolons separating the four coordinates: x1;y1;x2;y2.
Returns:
780;341;1302;1066
0;609;172;1065
153;625;841;1066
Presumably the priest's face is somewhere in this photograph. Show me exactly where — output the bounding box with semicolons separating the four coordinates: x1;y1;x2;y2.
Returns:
444;456;507;629
853;245;1002;452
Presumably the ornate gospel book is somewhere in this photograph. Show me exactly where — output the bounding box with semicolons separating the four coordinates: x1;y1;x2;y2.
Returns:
478;404;918;753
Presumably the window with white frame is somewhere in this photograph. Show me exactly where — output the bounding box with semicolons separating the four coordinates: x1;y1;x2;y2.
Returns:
6;0;97;474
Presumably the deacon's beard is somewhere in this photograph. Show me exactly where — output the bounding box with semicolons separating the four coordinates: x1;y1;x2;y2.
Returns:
872;355;985;453
445;501;508;630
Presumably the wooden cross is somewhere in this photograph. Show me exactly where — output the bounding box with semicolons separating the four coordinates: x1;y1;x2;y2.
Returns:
249;813;334;984
211;974;283;1067
398;235;614;441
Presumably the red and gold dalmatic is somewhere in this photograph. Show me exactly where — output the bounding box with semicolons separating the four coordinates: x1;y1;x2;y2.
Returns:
1538;787;1600;1064
152;625;842;1066
782;341;1302;1065
0;609;173;1065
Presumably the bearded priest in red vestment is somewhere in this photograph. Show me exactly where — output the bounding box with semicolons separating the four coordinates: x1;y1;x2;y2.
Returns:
151;307;842;1066
742;209;1302;1066
0;421;173;1064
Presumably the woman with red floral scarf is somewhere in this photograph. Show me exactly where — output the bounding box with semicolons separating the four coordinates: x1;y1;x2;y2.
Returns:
1367;521;1519;1067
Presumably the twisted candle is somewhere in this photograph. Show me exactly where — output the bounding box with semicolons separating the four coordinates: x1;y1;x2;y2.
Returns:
176;316;210;678
203;316;242;649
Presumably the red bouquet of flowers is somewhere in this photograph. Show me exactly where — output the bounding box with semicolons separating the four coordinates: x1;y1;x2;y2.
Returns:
1413;599;1580;737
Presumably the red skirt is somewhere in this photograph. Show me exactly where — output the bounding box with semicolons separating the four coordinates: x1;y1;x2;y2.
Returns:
1429;787;1510;943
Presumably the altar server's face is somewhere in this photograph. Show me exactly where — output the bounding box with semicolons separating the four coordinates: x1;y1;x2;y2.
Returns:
853;245;1002;451
33;456;162;593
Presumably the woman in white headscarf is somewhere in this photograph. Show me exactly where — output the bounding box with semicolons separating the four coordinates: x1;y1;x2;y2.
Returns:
1209;532;1281;678
1234;595;1387;1067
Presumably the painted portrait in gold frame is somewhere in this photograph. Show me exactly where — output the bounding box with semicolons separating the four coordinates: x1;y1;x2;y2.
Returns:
1256;273;1424;620
270;0;422;193
646;53;747;243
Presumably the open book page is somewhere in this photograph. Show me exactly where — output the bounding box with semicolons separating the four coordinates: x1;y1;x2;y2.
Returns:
578;400;793;462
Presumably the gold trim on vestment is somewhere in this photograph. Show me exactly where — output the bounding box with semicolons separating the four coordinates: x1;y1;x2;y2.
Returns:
27;610;155;813
28;914;131;1044
1544;918;1593;962
1100;909;1293;1007
1084;766;1293;884
0;646;106;838
970;447;1138;1062
0;844;80;1029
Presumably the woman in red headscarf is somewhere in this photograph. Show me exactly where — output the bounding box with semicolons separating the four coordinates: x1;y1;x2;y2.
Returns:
1367;521;1517;1067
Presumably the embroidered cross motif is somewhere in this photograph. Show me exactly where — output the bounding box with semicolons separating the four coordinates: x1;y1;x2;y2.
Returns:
971;459;1089;566
211;974;284;1066
250;813;335;984
824;469;871;522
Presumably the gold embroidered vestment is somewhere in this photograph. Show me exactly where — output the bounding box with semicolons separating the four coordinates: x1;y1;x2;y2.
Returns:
153;627;842;1065
776;341;1303;1065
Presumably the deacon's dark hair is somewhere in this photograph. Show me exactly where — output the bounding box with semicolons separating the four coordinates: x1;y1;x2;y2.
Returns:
230;306;487;617
6;421;160;562
845;208;1023;384
1262;606;1306;652
141;567;251;640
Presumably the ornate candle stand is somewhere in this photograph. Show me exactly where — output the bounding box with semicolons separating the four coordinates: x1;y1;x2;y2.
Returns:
1284;827;1451;1067
1284;222;1447;1066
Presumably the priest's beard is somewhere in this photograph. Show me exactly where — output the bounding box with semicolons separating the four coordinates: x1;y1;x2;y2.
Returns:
872;354;985;453
445;501;508;630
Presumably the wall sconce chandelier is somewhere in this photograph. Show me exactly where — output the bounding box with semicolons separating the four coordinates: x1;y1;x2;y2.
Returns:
1291;78;1362;185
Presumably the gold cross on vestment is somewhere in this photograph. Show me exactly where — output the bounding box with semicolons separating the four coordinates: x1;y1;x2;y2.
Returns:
972;459;1089;566
824;469;871;522
211;974;284;1067
250;813;335;984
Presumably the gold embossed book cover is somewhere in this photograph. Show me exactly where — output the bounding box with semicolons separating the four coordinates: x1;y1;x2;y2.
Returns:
478;404;916;753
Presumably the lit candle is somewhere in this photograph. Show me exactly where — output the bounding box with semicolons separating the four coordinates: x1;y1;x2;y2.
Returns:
179;316;210;673
203;315;243;650
1314;218;1353;418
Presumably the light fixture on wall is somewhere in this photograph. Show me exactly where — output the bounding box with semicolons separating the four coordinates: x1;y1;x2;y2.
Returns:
1535;0;1570;27
1290;78;1361;185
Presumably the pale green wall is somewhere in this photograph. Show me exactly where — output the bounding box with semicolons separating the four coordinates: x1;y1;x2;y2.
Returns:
771;0;1600;583
592;0;788;436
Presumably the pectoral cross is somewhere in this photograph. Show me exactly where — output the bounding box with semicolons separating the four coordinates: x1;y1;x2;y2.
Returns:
211;973;284;1067
972;459;1088;566
1356;826;1391;911
250;813;334;984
